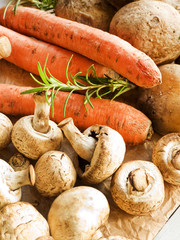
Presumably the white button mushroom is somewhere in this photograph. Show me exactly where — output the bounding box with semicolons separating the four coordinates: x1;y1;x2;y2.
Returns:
48;186;110;240
11;91;63;160
58;118;126;184
8;152;30;171
110;160;165;215
0;158;35;209
36;237;54;240
152;133;180;185
58;118;97;162
0;113;13;150
0;201;50;240
34;150;77;197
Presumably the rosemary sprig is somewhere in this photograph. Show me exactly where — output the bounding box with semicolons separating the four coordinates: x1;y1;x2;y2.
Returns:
3;0;57;18
21;55;136;117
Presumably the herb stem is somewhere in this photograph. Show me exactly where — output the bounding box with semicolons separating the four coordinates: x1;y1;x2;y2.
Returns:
4;0;57;18
21;55;136;117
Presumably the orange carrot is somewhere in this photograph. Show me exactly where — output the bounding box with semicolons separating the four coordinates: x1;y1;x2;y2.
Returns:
0;5;161;88
0;83;153;145
0;25;117;82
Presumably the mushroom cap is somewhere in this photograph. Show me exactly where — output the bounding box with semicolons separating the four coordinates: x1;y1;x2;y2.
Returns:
35;150;77;197
11;115;63;160
0;113;13;150
48;186;110;240
36;237;54;240
0;201;50;240
77;125;126;184
152;133;180;185
110;160;165;215
0;159;21;209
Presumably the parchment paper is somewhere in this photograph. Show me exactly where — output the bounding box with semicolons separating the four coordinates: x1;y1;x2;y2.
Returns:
0;127;179;240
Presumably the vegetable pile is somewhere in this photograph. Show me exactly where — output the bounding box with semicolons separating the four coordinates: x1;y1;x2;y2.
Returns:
0;0;180;239
0;5;162;88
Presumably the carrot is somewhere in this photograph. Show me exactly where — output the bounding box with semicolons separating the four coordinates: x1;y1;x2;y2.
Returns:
0;5;161;88
0;25;117;82
0;83;153;145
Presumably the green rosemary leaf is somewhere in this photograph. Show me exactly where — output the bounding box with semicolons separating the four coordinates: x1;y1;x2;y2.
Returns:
48;78;58;85
93;76;109;84
50;86;63;117
37;62;49;85
13;0;21;15
91;64;99;80
42;55;52;83
85;65;97;86
111;86;131;101
69;73;86;88
74;75;88;84
3;0;13;19
66;74;74;87
70;71;82;80
65;55;73;84
53;86;62;98
84;89;94;109
89;89;99;99
73;78;87;88
99;90;112;98
51;87;55;104
84;103;88;113
29;73;46;86
95;86;105;99
45;89;51;105
63;89;75;117
50;87;55;116
47;69;65;85
20;86;46;94
116;78;131;86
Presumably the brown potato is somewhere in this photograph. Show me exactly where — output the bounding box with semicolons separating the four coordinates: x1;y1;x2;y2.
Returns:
109;0;180;65
106;0;133;9
137;63;180;135
55;0;116;31
137;0;180;13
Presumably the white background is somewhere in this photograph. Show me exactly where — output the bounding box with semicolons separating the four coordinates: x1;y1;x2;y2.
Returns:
0;0;9;8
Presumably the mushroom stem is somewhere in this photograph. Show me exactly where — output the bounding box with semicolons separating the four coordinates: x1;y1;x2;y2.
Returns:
9;153;30;171
0;36;11;59
128;168;149;192
6;165;35;190
171;149;180;170
32;91;51;133
58;118;96;162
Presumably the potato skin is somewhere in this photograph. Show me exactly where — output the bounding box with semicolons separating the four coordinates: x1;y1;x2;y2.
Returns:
109;0;180;65
106;0;133;9
139;0;180;13
137;64;180;135
55;0;116;31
